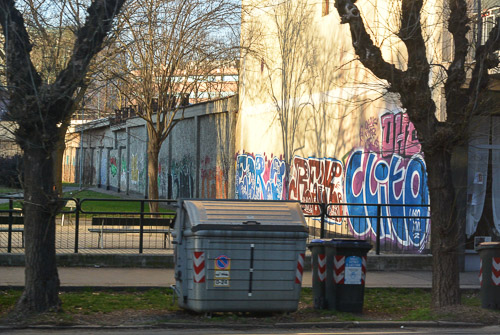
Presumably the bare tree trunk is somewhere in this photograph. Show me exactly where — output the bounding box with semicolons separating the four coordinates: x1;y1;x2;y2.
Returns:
147;133;160;213
427;150;461;307
16;147;60;313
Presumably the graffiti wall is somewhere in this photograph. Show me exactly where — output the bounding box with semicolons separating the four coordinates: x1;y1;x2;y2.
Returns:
235;110;430;252
235;153;287;200
129;152;146;193
109;151;119;189
345;111;429;250
62;147;76;182
120;151;127;189
171;155;194;198
344;150;429;249
289;156;344;222
201;156;228;199
100;149;107;187
158;159;168;198
63;96;237;199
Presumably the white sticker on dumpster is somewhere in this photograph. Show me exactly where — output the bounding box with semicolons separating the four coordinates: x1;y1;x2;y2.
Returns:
344;256;362;285
215;271;229;278
215;279;230;287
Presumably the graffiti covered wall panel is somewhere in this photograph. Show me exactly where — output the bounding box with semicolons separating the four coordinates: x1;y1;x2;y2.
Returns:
171;118;196;198
109;149;119;189
120;150;127;190
128;126;147;194
235;152;287;200
157;138;169;198
100;149;108;187
199;114;232;199
344;149;429;248
66;97;237;199
289;156;344;221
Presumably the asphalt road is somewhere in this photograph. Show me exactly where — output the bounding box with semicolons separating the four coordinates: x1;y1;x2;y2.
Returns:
2;326;500;335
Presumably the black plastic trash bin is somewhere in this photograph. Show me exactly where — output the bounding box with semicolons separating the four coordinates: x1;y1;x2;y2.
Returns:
308;240;326;309
477;241;500;310
325;239;372;313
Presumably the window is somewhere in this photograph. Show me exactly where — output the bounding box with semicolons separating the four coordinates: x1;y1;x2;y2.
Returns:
481;7;499;44
466;115;500;245
222;75;238;82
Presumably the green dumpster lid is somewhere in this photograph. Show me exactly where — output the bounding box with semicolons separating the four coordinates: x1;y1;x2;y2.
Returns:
182;200;307;231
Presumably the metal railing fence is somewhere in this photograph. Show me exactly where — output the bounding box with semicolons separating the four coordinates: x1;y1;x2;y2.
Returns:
0;197;176;254
301;202;431;254
1;197;430;254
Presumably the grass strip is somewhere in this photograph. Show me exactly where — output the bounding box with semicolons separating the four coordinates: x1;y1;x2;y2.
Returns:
0;189;173;214
0;288;489;324
0;187;21;195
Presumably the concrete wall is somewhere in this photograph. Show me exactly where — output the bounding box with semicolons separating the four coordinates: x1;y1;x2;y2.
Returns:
64;96;238;199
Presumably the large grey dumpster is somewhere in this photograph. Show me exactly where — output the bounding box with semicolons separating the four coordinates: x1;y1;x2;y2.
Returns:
172;199;308;313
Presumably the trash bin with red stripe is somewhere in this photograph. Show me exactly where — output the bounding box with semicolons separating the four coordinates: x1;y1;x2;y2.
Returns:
477;241;500;310
325;239;372;312
308;240;326;309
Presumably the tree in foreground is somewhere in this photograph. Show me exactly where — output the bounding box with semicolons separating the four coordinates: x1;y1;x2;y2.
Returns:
113;0;239;209
0;0;125;313
334;0;500;307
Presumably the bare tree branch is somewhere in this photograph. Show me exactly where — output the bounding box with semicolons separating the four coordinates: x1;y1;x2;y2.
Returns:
334;0;404;90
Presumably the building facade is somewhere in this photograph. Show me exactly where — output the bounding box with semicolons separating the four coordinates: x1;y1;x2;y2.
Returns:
234;0;450;252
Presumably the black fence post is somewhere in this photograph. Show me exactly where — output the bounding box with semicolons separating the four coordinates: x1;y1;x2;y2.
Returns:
376;204;381;255
320;203;326;239
74;199;80;254
7;199;13;253
139;200;144;254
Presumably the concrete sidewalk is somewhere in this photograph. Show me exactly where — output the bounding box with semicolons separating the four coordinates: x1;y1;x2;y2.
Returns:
0;267;480;289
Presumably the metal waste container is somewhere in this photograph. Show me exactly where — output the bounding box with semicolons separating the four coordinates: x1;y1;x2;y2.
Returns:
477;242;500;309
172;199;308;313
308;240;326;309
325;239;372;312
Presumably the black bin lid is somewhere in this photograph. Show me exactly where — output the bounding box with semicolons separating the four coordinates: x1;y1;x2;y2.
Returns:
328;238;372;250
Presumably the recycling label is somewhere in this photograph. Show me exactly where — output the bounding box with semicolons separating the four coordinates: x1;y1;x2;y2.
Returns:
344;256;362;285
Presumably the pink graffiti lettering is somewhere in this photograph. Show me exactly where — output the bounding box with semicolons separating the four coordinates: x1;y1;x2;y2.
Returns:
359;117;379;152
380;112;420;158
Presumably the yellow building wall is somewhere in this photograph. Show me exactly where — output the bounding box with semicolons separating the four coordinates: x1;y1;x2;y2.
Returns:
236;0;445;251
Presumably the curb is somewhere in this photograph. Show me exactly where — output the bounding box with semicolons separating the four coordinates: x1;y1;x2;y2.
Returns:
0;253;433;271
0;321;486;331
